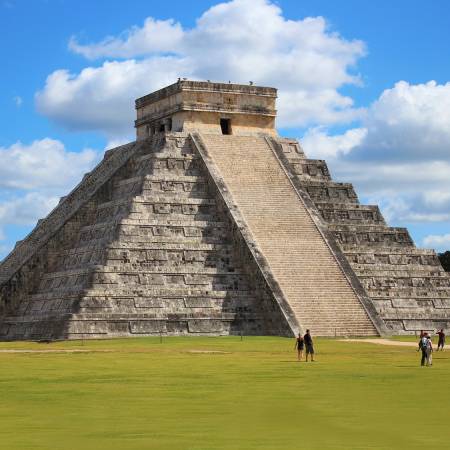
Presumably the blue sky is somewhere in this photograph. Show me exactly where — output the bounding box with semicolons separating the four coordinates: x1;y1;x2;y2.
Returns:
1;0;449;259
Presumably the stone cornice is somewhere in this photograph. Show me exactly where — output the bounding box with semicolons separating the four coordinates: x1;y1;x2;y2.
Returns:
135;80;277;109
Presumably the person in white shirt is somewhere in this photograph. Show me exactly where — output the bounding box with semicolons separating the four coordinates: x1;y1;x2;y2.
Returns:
425;336;433;366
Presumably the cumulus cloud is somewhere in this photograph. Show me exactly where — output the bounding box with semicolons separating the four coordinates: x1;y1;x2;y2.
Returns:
0;139;101;260
36;0;365;138
301;126;367;159
36;58;189;136
302;80;450;227
0;193;60;259
423;234;450;252
0;193;59;228
349;80;450;162
0;138;100;192
69;17;184;59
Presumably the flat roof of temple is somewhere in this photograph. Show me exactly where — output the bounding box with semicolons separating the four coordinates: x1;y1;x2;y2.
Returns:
135;80;277;109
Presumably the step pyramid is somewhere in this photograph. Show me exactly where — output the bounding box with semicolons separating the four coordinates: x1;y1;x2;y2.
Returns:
0;80;448;339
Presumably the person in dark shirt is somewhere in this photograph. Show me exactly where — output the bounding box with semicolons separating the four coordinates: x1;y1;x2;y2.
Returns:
294;333;304;361
418;333;429;366
304;329;315;362
436;329;445;351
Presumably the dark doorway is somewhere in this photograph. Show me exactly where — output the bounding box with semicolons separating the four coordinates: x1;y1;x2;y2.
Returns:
220;118;232;135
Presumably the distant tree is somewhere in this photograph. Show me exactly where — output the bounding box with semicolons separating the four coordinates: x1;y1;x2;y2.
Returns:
438;251;450;272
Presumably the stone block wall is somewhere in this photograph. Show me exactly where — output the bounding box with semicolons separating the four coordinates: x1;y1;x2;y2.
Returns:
272;136;450;334
0;133;292;340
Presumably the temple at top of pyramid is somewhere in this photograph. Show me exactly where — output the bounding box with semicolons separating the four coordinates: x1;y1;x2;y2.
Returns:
134;80;277;138
0;80;449;341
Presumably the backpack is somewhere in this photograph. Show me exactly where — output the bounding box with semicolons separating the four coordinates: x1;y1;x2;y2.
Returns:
420;337;428;350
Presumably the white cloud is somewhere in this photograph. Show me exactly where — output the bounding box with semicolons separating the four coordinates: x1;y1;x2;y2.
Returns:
36;58;188;136
423;234;450;251
0;193;58;227
350;80;450;162
301;81;450;226
0;192;60;259
0;139;101;259
0;138;100;192
36;0;365;138
301;126;367;159
69;17;184;59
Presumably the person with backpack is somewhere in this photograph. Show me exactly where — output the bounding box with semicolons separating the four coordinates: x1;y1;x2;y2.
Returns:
418;333;429;366
294;332;304;361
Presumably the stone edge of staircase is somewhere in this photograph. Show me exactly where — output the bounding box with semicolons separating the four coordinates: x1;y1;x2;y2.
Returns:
267;136;389;337
191;132;300;337
0;139;149;286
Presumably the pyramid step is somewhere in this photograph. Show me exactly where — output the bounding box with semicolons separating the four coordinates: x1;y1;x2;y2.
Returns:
199;133;378;336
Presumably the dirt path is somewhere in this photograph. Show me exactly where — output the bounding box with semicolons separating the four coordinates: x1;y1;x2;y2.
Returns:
340;338;418;347
0;339;423;353
0;349;114;353
0;349;230;354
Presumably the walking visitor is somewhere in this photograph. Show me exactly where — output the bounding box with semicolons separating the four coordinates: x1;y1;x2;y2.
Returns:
294;333;304;361
304;329;315;362
436;329;445;351
426;335;433;366
419;333;428;367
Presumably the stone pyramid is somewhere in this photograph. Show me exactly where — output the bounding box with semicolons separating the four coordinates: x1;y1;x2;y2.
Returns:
0;80;448;340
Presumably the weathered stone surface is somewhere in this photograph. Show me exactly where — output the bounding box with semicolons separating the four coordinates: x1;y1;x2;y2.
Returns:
0;131;291;339
270;136;450;334
0;80;448;339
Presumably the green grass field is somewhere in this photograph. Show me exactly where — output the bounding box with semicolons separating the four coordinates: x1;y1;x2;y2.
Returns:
0;336;449;450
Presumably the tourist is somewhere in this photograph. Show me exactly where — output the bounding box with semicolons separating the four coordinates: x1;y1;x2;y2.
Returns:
436;329;445;351
419;333;428;366
426;335;433;366
304;329;315;362
294;333;304;361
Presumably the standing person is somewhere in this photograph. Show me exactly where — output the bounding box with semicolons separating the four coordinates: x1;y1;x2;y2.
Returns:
419;333;428;366
294;333;304;361
304;329;315;362
426;335;433;366
436;329;445;351
419;330;426;339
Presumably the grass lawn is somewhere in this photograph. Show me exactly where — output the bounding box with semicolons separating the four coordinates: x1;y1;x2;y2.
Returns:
0;336;449;450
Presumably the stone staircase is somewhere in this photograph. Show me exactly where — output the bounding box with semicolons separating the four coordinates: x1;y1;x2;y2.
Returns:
198;134;379;336
271;136;450;334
